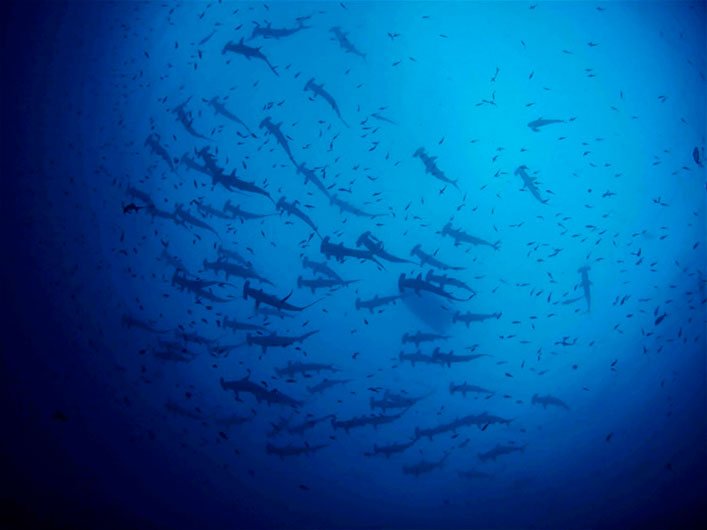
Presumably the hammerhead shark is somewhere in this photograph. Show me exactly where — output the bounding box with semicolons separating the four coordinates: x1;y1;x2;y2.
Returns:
402;451;451;477
276;197;320;236
171;97;209;140
365;438;417;459
452;311;501;326
144;133;175;171
222;200;273;222
355;294;401;313
260;116;296;165
297;162;331;199
410;244;464;270
478;444;525;462
243;281;319;311
514;165;548;204
220;374;301;407
320;237;383;267
304;77;349;127
356;231;411;263
297;276;358;293
249;17;311;41
174;203;220;238
449;382;494;398
425;270;475;294
203;259;272;284
302;256;341;280
527;117;564;132
531;393;570;410
413;147;459;190
195;147;273;201
275;361;338;378
246;330;319;353
441;222;499;250
330;26;366;59
204;96;255;137
222;38;278;76
398;273;473;302
577;265;592;312
329;194;384;219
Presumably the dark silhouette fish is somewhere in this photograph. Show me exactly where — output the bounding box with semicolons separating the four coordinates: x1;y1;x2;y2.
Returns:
304;77;349;127
330;26;366;59
222;38;278;76
527;117;564;132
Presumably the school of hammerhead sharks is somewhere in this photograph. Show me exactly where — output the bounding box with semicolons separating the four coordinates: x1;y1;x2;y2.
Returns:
116;3;703;482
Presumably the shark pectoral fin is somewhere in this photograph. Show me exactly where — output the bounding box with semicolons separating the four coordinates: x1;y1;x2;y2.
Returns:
280;291;293;303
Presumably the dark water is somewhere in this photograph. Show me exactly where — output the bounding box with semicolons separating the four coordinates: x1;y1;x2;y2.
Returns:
2;1;706;529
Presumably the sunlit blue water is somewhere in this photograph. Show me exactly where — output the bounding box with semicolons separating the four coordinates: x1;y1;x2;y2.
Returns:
3;1;706;529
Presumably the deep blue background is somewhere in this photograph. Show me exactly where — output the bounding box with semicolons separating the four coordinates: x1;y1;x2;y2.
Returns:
2;2;706;529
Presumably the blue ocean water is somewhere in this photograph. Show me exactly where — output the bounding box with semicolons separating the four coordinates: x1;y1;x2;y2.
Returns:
2;1;706;529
